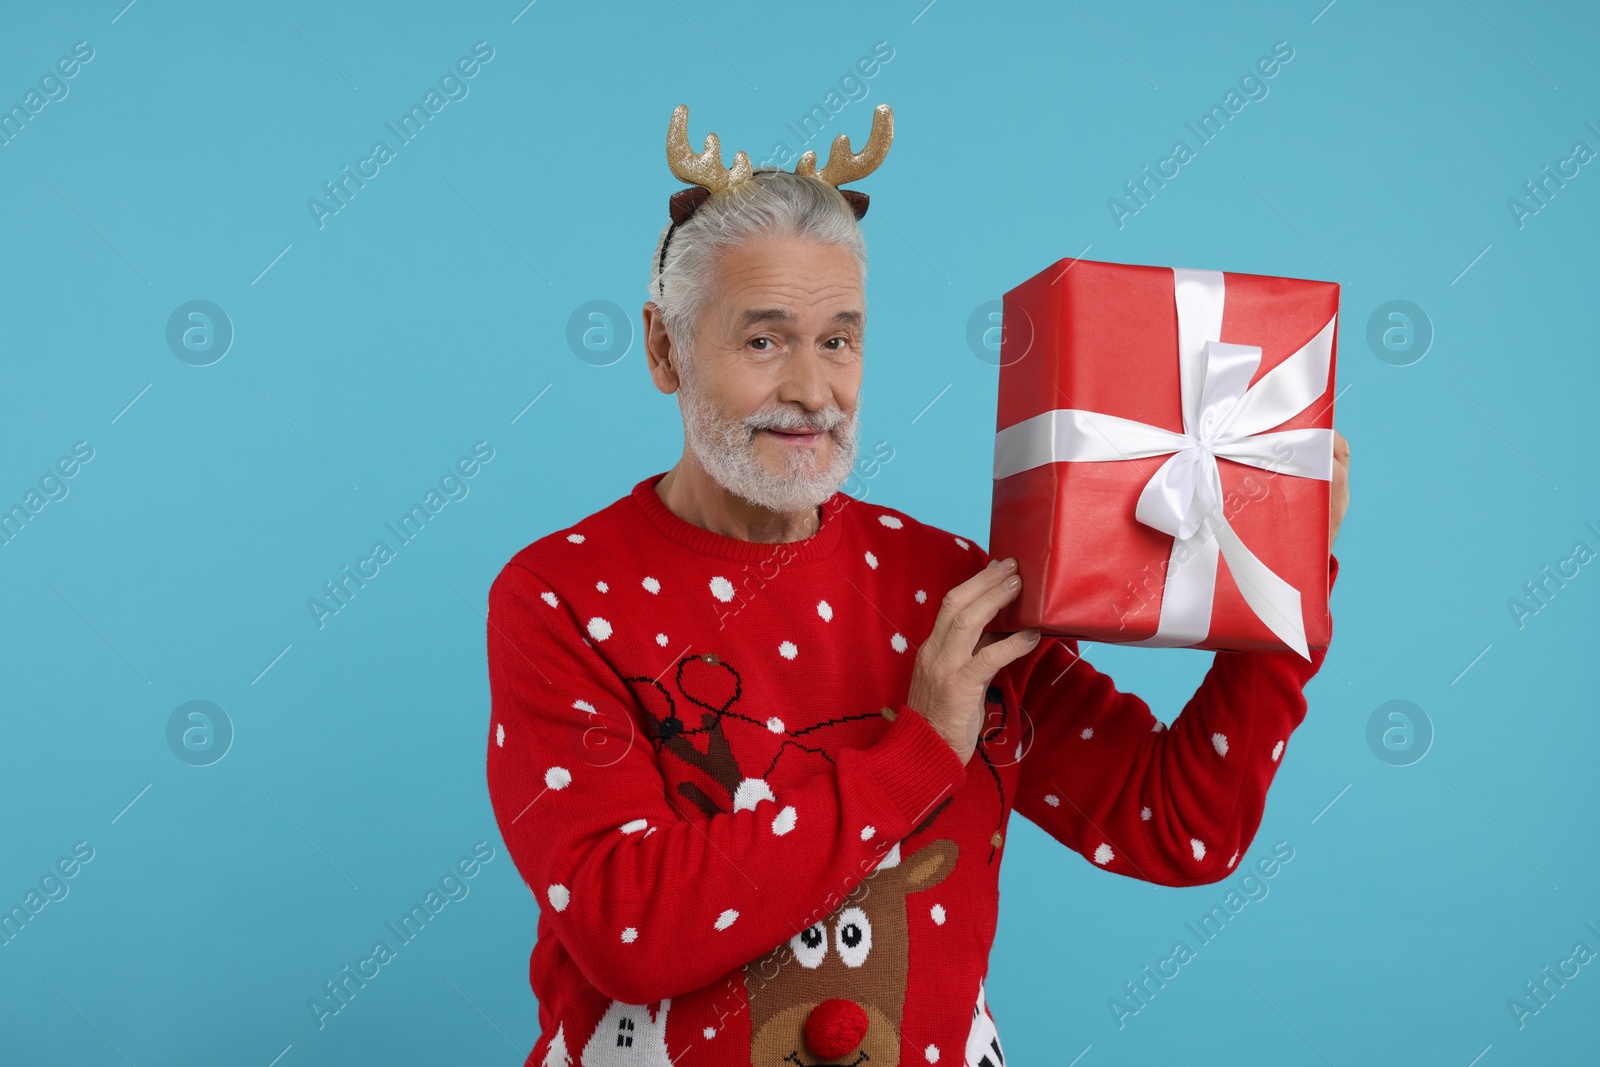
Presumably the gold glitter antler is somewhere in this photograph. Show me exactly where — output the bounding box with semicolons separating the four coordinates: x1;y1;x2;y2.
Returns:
796;104;894;186
666;104;753;193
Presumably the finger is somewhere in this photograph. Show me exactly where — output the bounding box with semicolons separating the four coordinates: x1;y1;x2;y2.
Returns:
974;631;1007;654
971;627;1042;679
927;558;1017;652
972;629;1019;664
945;566;1025;655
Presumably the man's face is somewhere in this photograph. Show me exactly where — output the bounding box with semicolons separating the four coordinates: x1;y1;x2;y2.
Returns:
675;235;864;513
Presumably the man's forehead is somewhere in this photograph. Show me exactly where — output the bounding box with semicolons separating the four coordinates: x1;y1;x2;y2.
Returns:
709;240;863;320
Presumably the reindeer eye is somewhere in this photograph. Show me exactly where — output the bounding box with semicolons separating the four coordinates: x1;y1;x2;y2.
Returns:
833;907;872;968
791;923;827;968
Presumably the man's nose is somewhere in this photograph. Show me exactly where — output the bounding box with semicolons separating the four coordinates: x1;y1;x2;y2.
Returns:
776;349;834;413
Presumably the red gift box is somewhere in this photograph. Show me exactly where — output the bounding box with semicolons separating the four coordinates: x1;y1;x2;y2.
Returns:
985;257;1338;658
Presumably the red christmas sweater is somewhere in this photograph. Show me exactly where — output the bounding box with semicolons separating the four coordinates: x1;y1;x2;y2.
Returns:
485;470;1338;1067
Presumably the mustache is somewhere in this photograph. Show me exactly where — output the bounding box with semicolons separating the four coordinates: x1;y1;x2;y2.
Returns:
746;407;849;434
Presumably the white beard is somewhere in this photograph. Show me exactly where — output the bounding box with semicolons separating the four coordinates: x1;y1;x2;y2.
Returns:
676;360;859;515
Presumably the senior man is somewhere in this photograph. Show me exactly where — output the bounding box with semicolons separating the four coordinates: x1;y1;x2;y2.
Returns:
486;105;1349;1067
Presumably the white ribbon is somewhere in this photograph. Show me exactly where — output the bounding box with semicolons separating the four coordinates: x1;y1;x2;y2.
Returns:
992;268;1335;659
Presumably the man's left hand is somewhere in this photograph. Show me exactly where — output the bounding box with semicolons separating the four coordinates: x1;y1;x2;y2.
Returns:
1330;429;1350;549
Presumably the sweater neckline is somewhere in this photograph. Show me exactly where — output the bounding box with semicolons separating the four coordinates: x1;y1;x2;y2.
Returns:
630;471;849;564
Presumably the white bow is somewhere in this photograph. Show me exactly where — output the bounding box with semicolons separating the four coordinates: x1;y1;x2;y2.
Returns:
992;268;1335;659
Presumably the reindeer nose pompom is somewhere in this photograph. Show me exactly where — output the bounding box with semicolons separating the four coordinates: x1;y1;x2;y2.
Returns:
803;998;869;1059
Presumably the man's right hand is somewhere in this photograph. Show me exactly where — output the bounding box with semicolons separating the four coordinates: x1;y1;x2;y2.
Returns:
906;557;1041;765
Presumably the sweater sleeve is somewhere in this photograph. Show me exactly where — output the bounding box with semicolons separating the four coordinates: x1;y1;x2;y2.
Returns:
1006;555;1340;887
484;561;968;1004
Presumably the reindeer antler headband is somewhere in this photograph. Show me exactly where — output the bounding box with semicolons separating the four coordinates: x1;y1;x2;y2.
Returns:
655;102;895;295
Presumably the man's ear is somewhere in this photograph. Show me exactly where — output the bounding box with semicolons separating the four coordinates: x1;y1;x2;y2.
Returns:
642;302;680;395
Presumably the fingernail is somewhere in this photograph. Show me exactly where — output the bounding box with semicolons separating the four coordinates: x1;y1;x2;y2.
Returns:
1025;628;1041;641
1005;575;1020;588
1005;558;1019;571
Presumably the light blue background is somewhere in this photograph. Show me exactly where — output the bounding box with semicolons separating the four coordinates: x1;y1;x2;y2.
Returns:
1;1;1595;1064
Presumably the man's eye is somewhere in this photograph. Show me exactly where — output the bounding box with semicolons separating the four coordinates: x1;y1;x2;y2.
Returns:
749;337;771;350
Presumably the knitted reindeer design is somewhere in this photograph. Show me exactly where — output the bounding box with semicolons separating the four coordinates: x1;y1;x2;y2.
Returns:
620;652;1010;1061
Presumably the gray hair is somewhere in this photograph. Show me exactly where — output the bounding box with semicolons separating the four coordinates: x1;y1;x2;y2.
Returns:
647;169;868;365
